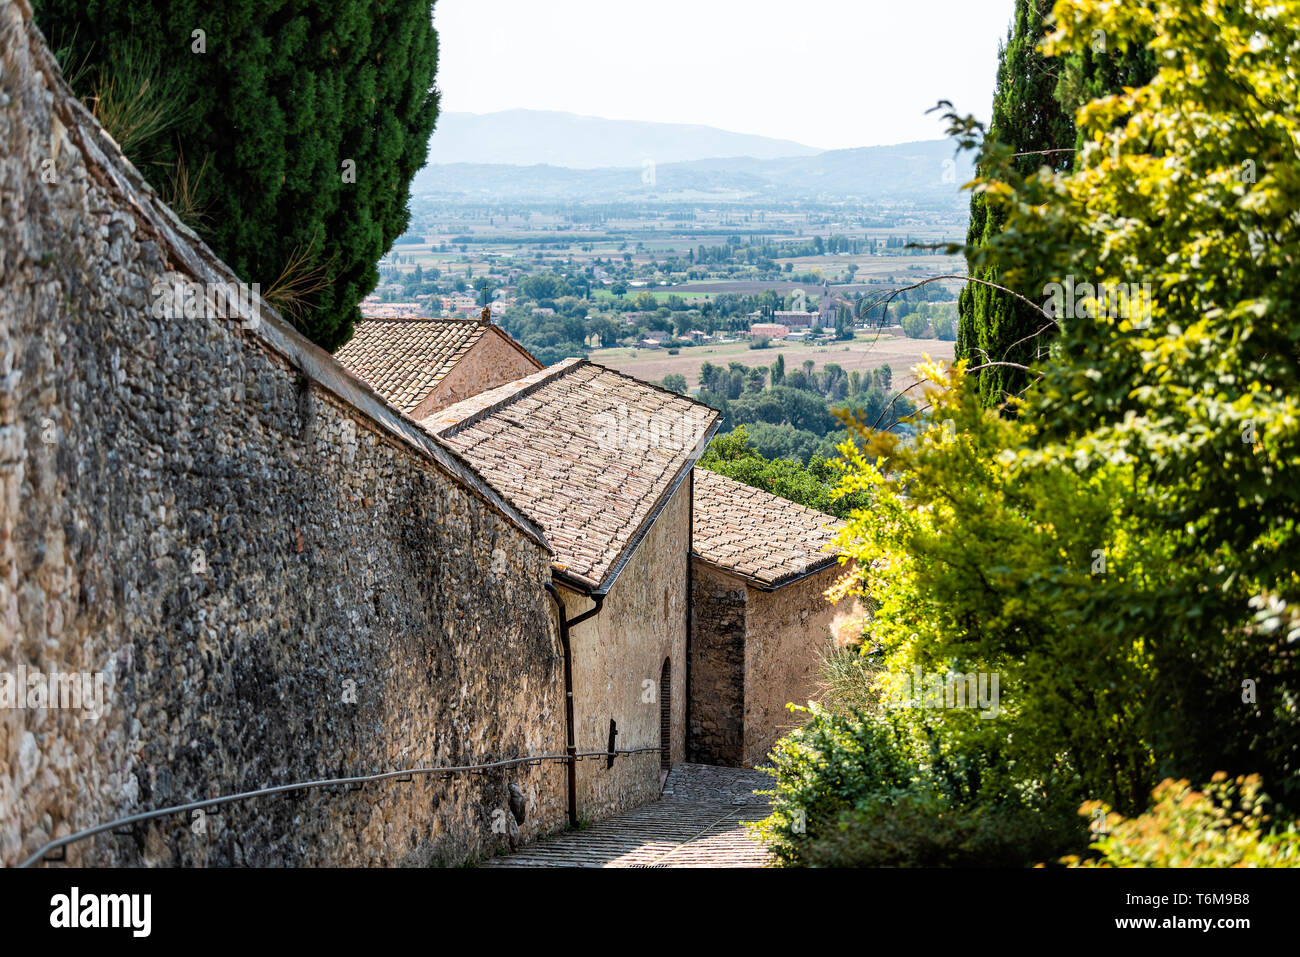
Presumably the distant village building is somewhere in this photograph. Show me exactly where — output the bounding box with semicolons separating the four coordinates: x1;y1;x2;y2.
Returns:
749;323;789;340
773;311;818;329
359;300;428;319
689;468;850;767
440;294;479;316
423;360;720;816
335;316;542;419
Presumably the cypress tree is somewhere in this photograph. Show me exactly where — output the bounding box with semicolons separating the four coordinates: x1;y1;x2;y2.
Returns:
957;2;1157;409
956;0;1074;409
35;1;439;351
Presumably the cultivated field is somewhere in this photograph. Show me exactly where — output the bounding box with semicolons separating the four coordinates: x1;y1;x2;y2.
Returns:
590;332;956;393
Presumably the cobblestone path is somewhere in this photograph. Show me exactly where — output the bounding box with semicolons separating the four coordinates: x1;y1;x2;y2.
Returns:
481;764;774;868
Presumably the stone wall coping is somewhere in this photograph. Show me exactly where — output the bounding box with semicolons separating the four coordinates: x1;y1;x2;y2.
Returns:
13;4;550;552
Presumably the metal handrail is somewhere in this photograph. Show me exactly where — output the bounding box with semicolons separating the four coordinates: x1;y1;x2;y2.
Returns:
18;746;665;868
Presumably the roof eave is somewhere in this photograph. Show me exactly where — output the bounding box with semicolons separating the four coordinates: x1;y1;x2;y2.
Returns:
689;552;842;592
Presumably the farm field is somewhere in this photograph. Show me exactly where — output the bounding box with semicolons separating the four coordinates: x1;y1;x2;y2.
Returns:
590;332;955;393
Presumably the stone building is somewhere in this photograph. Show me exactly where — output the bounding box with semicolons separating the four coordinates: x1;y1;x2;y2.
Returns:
334;316;542;420
749;323;790;340
689;468;849;767
423;359;719;817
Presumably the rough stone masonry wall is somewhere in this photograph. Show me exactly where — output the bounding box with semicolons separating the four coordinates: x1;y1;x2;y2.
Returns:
0;2;566;867
687;560;746;767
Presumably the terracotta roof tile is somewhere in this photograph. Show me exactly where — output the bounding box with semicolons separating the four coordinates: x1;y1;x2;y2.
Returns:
692;467;844;588
334;318;488;413
423;359;719;589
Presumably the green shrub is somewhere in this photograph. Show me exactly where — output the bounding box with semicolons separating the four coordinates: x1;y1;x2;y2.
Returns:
807;790;1084;868
1066;774;1300;868
752;704;1087;868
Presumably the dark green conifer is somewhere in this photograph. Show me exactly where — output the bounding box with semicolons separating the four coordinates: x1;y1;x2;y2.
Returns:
36;1;440;351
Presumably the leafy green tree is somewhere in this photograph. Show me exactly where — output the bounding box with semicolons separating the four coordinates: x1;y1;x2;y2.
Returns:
761;0;1300;868
699;426;868;518
847;0;1300;817
730;392;785;427
519;274;572;301
745;424;820;463
932;313;956;341
698;361;724;394
36;0;439;351
660;373;688;394
900;315;929;339
771;353;786;386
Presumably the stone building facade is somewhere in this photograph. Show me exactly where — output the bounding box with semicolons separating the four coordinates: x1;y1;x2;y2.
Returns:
558;479;691;818
689;469;849;767
425;360;718;820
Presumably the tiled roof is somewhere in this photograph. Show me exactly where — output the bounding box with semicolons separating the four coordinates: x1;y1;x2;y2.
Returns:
334;318;488;413
423;359;719;591
692;468;844;588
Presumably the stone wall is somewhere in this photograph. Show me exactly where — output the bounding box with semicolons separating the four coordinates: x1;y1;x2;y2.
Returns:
687;560;746;766
689;561;847;767
0;3;567;867
559;477;691;820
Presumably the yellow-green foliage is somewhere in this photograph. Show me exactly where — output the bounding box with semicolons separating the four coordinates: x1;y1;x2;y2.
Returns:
843;0;1300;808
1066;774;1300;868
766;0;1300;867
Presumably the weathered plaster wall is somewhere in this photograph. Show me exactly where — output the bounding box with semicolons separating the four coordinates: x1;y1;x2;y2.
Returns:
742;564;845;766
410;329;541;421
0;5;565;867
559;477;690;820
687;560;746;766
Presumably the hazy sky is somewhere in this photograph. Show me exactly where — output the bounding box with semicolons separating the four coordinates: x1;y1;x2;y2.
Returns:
434;0;1016;150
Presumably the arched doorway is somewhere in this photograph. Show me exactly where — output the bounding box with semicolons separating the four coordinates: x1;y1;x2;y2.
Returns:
659;658;672;771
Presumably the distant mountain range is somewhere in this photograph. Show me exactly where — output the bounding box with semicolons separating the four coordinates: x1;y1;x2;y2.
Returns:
425;109;823;168
412;137;975;205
